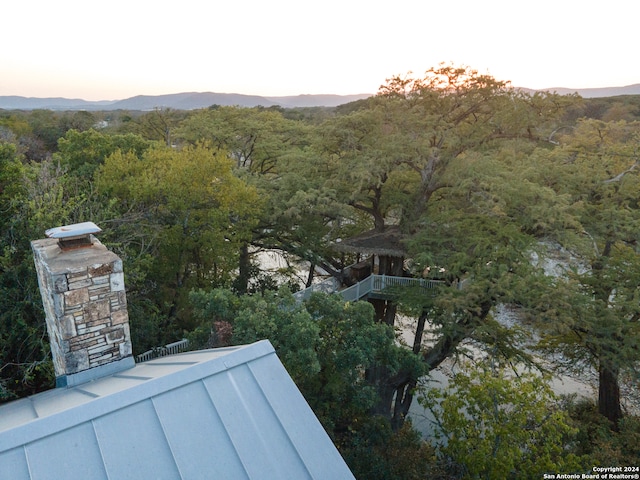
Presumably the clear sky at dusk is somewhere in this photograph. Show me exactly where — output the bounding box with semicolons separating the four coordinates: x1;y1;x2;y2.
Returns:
2;0;638;101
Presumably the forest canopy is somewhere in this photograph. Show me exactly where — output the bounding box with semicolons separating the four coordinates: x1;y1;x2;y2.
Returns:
1;65;639;479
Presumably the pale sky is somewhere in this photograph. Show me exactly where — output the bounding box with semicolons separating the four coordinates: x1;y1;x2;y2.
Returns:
2;0;638;101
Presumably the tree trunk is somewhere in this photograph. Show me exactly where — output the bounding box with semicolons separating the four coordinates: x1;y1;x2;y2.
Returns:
236;243;251;294
305;263;315;288
598;360;622;429
366;255;408;421
373;301;492;431
388;310;429;429
591;240;623;428
369;253;403;325
371;298;397;326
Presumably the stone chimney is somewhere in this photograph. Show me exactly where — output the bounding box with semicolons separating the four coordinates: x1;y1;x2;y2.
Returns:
31;222;134;387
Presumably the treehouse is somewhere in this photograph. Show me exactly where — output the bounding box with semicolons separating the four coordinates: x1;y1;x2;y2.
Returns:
333;226;407;283
294;226;439;320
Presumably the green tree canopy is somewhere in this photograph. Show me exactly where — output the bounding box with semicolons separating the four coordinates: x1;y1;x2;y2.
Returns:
317;64;576;232
56;128;150;177
531;118;640;426
421;361;587;478
96;143;262;333
176;106;347;290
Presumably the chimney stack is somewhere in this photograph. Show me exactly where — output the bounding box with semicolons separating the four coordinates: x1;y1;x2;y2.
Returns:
31;222;134;387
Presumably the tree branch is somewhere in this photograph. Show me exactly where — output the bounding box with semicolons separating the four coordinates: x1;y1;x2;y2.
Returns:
602;161;639;184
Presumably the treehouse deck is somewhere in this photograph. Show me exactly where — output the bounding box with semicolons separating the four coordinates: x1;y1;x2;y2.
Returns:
293;273;440;303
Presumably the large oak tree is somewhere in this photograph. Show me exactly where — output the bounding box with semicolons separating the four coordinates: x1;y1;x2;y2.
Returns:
316;65;579;428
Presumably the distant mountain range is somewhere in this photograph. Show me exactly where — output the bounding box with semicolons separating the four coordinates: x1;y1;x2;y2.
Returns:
521;84;640;98
1;84;639;111
0;92;372;111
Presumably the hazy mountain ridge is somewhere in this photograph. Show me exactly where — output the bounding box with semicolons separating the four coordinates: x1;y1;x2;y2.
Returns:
107;92;280;110
0;96;114;110
0;92;372;111
1;85;639;111
521;84;640;98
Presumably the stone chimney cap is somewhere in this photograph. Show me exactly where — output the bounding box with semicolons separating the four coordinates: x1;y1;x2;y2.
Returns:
45;222;102;239
46;222;102;250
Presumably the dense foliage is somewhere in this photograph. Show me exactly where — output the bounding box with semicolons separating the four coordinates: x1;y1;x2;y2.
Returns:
1;66;638;477
421;361;587;478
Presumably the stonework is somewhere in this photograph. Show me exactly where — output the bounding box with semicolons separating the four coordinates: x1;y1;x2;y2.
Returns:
31;236;134;385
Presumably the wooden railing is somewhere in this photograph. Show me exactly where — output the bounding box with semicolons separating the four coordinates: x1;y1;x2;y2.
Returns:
292;277;341;302
294;274;441;303
339;274;440;302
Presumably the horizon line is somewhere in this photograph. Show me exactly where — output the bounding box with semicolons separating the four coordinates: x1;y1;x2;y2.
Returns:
2;83;639;105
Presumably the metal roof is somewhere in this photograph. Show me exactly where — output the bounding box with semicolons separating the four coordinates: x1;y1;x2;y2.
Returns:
0;340;354;479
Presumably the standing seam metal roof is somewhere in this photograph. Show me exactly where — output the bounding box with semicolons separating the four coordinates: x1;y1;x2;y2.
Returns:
0;340;354;480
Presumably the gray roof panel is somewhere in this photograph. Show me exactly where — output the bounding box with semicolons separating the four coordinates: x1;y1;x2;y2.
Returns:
249;351;353;477
153;380;249;479
204;362;312;479
27;422;108;480
95;400;181;480
0;447;30;479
